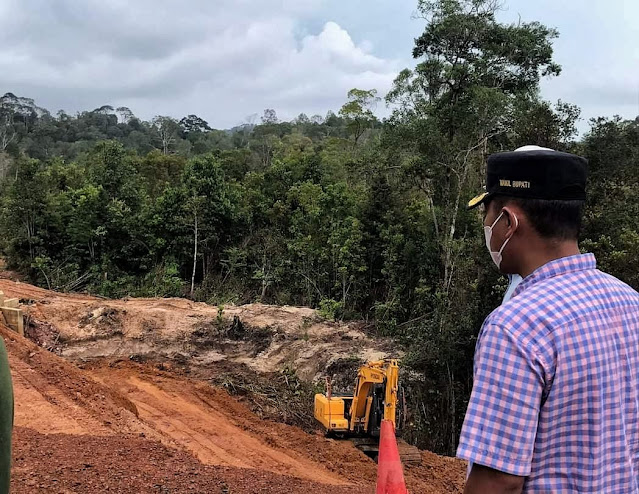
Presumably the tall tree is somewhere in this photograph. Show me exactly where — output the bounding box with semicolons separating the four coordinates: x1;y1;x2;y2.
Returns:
181;155;236;296
581;117;639;288
179;114;212;136
116;107;134;124
261;109;278;125
0;113;16;152
152;116;180;154
339;88;380;145
385;0;566;454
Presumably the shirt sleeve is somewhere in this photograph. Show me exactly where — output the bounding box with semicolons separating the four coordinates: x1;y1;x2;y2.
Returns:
456;322;545;476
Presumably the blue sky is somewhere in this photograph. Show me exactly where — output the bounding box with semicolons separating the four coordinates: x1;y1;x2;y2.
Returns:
0;0;636;132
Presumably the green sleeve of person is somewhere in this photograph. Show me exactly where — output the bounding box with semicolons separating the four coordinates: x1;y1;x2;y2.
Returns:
0;340;12;494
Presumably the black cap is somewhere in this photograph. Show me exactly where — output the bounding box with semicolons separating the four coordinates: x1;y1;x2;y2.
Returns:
467;146;588;209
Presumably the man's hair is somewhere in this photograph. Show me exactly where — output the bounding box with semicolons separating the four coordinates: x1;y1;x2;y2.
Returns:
489;195;585;240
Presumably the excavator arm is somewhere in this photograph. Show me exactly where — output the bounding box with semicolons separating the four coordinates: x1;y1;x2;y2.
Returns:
382;360;399;423
348;360;399;433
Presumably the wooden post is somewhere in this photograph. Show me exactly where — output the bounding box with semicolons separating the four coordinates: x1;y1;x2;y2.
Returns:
1;308;23;336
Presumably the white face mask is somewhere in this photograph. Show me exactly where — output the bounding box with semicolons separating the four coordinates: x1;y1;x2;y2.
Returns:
484;211;518;269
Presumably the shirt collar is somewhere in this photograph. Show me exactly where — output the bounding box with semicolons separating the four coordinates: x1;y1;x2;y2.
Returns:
512;253;596;298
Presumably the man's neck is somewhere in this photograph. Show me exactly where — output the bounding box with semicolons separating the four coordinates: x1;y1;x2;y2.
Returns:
518;239;580;279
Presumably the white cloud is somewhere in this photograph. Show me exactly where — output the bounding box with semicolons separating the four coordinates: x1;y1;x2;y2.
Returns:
0;0;636;133
0;0;399;127
503;0;639;132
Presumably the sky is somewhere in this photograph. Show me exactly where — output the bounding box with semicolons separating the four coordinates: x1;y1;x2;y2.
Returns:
0;0;637;132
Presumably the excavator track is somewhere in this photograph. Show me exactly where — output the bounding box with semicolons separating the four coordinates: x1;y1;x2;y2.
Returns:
397;440;422;467
349;437;422;467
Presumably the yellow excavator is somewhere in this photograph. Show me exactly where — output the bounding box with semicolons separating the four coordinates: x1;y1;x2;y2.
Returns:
314;359;420;465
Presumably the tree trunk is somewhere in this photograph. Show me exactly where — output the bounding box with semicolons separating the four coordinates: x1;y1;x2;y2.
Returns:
260;253;268;300
447;363;456;456
342;271;347;308
162;135;169;155
202;251;206;279
190;212;198;298
23;216;34;261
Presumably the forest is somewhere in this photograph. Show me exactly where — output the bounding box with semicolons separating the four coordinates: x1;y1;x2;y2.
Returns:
0;0;638;455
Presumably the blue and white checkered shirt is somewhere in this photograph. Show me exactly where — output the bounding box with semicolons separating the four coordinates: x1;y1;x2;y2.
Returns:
458;254;639;492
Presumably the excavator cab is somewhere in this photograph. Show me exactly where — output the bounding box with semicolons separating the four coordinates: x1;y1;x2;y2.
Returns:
314;391;351;432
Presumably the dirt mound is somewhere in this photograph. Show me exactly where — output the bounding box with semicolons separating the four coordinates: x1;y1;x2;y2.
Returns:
12;427;371;494
0;280;394;381
4;325;367;488
87;359;366;486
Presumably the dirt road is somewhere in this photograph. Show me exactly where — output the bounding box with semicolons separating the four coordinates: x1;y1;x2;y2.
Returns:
13;427;372;494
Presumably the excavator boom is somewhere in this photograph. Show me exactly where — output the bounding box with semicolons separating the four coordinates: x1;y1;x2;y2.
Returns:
346;360;398;432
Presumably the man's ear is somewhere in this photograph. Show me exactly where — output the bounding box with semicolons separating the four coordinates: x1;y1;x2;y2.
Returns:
502;206;519;230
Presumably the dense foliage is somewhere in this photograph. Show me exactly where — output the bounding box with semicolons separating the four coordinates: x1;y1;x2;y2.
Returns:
0;0;637;455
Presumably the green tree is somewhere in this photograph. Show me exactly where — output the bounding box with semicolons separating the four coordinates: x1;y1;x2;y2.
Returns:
2;158;49;263
338;88;380;145
181;155;236;296
385;0;567;453
179;114;212;136
152;116;181;154
136;150;186;197
581;117;639;288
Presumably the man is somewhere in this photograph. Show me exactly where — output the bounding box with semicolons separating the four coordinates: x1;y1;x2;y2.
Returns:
458;146;639;493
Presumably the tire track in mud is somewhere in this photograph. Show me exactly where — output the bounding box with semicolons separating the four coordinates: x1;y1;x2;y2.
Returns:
91;370;351;485
11;357;111;436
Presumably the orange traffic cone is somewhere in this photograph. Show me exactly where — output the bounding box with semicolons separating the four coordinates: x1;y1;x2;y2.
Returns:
376;420;408;494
